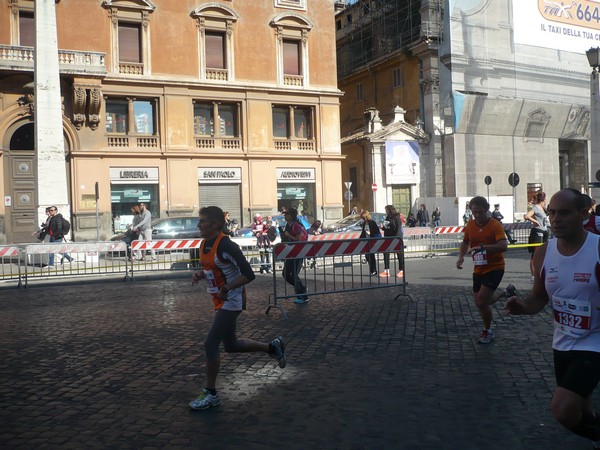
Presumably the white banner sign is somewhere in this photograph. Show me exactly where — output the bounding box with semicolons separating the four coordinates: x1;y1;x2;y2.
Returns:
513;0;600;53
385;141;420;185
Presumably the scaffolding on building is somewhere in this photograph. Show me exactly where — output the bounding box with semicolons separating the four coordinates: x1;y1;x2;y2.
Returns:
336;0;422;79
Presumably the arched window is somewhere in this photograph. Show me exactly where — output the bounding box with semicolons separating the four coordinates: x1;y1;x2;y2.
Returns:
102;0;156;75
270;13;313;87
191;4;239;82
9;122;34;150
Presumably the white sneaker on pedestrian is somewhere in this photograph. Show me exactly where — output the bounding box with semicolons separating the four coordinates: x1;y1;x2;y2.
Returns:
189;388;221;410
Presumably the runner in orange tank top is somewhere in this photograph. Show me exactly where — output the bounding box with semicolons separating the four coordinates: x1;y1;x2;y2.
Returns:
188;206;287;411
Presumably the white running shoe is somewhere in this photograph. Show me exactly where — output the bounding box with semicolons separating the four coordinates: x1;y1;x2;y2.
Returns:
270;336;287;368
478;329;494;344
189;388;221;410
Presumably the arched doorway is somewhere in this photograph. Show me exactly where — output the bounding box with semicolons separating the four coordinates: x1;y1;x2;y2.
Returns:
5;122;37;243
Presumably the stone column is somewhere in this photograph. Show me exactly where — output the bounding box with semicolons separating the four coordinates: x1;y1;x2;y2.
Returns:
372;143;385;212
34;0;70;229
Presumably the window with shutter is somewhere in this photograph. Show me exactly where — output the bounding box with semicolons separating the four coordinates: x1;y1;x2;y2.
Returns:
118;23;141;63
205;32;225;69
283;40;300;75
19;12;34;47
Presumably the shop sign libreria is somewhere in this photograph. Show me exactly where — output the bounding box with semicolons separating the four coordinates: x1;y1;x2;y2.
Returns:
109;167;159;184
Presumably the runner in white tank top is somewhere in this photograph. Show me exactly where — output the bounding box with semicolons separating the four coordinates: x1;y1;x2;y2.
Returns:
543;233;600;351
504;189;600;448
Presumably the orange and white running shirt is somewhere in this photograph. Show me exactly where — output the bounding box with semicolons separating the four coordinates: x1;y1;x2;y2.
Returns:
200;232;255;311
462;218;507;275
542;233;600;351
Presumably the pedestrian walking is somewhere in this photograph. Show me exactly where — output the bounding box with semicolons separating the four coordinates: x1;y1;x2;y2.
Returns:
379;205;404;278
47;206;74;266
280;207;309;304
189;206;287;411
456;196;508;344
306;220;322;269
416;204;429;227
524;191;549;282
133;202;156;261
463;201;472;225
124;205;140;261
504;188;600;449
360;210;382;276
431;206;441;228
33;207;51;242
492;203;516;244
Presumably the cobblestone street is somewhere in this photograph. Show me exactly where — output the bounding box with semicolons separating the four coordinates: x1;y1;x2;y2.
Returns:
0;253;594;449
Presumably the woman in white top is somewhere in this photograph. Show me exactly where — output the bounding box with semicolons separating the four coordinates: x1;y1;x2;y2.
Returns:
525;191;548;281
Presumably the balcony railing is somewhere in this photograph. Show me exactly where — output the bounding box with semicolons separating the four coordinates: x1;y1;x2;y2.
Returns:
0;45;106;75
195;137;241;150
283;74;304;86
275;139;315;152
206;68;228;81
118;62;144;75
107;135;159;149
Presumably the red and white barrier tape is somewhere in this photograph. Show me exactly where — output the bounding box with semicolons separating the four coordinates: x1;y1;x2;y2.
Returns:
130;239;202;251
0;246;19;257
274;237;404;260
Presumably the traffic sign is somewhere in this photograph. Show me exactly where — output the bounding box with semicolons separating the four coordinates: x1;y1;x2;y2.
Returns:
344;181;353;190
344;191;353;201
484;175;492;186
508;172;520;187
371;183;378;192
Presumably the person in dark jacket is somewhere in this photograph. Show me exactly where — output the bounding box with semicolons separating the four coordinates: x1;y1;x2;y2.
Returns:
416;204;429;227
33;207;51;242
379;205;404;278
359;210;381;275
47;206;73;266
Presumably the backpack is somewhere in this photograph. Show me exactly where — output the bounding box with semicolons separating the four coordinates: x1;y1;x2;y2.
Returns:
61;217;71;234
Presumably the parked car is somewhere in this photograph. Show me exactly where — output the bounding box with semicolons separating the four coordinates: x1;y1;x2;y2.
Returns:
322;212;387;234
110;216;201;242
236;214;310;239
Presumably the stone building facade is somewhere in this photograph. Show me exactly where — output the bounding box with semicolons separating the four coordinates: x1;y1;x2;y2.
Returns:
337;0;592;218
0;0;344;243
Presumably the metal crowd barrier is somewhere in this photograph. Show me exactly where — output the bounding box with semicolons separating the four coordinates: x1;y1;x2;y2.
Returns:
266;236;411;319
0;223;536;288
398;222;534;258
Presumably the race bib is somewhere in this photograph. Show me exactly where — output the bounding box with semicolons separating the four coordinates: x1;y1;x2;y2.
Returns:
203;269;219;294
552;294;592;338
472;249;488;266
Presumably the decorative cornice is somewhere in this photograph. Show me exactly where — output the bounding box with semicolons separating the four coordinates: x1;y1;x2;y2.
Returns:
101;0;156;12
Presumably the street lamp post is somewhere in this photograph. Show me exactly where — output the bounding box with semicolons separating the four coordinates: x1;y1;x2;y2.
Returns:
586;47;600;194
